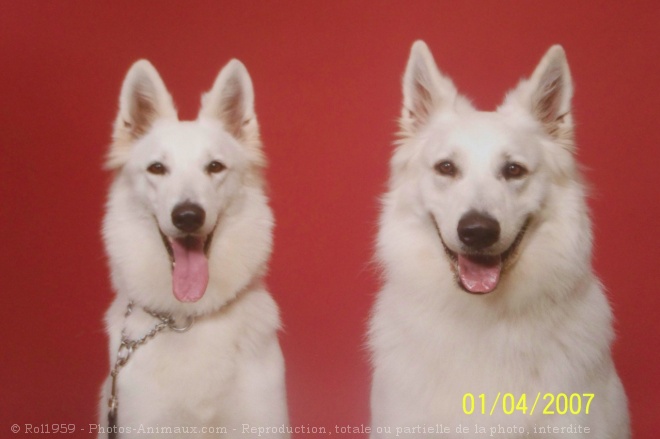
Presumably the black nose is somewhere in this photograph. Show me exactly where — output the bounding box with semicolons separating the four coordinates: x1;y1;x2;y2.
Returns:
457;210;500;250
171;202;206;233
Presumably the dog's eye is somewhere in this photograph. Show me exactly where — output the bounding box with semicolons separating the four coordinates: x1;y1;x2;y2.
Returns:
503;163;528;180
206;161;226;174
147;162;167;175
434;160;457;177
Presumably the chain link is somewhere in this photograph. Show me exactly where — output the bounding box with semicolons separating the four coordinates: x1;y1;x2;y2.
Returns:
107;301;194;436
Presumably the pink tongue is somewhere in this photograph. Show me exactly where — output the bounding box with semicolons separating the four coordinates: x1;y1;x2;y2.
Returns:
457;255;502;294
169;237;209;302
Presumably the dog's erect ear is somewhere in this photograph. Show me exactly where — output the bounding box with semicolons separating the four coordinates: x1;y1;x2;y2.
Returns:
199;59;257;141
107;60;177;169
400;40;457;134
523;46;573;137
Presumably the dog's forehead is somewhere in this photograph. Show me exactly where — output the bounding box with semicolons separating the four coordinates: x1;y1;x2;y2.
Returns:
143;120;240;162
448;112;514;150
425;111;532;160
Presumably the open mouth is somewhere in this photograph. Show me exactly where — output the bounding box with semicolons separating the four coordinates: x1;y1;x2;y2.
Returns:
159;230;215;303
431;215;529;295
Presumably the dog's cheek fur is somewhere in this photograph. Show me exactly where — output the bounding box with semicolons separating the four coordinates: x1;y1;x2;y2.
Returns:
103;177;172;299
376;194;450;291
422;181;464;251
117;151;170;231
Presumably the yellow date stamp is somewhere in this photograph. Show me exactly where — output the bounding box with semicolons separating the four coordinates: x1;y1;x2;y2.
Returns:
462;393;595;416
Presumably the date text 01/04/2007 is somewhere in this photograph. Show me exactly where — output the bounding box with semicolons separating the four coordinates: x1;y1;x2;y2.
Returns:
462;393;595;416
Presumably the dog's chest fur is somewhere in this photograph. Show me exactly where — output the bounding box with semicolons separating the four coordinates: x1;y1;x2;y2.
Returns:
370;280;618;436
104;291;281;429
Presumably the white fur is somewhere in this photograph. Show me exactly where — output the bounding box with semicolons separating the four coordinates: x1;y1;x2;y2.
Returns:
368;41;629;438
99;60;289;437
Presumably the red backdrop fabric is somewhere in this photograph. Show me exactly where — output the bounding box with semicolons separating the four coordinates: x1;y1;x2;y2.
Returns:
1;1;658;437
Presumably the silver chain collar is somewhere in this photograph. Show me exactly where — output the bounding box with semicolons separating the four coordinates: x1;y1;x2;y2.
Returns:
107;301;194;438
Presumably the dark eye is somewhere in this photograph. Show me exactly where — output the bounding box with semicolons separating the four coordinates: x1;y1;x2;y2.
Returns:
206;160;226;174
434;160;457;177
147;162;167;175
502;163;528;180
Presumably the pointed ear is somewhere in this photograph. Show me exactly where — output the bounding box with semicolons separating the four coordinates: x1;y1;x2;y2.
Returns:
199;59;257;141
400;40;458;134
107;60;176;169
525;45;573;135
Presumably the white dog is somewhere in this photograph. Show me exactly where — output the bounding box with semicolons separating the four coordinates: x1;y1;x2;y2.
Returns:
368;41;629;438
98;59;289;438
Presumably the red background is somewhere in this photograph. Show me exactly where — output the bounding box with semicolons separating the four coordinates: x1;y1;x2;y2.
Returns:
1;1;658;437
